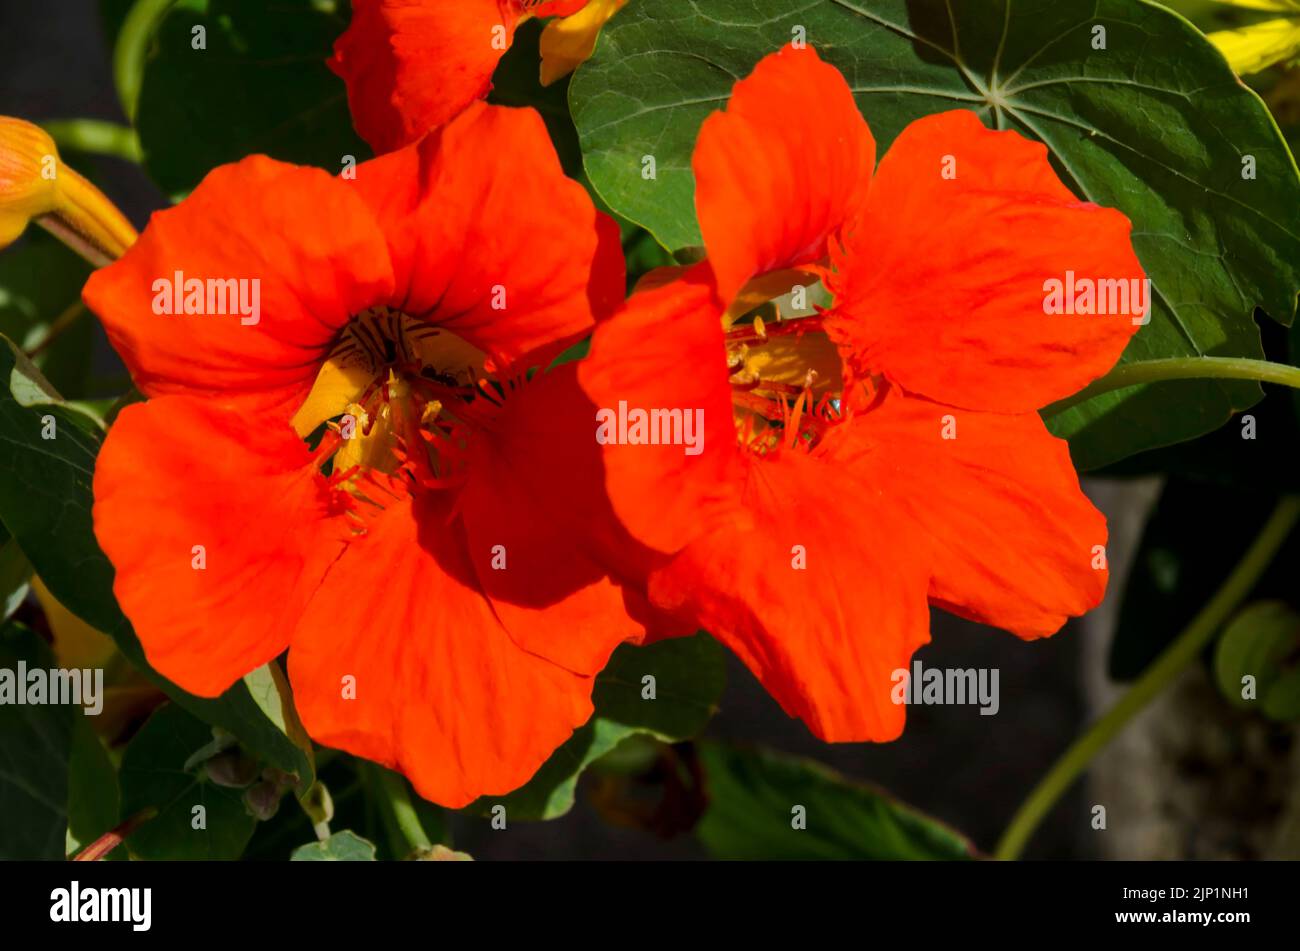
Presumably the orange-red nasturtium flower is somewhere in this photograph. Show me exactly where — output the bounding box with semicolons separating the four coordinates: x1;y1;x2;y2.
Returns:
81;101;648;807
330;0;625;154
578;46;1147;742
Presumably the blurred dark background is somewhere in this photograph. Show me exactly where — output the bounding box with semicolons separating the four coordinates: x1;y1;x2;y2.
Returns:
0;0;1094;860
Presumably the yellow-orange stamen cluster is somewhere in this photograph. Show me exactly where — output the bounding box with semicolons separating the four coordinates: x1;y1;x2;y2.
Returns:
724;307;843;456
296;308;517;530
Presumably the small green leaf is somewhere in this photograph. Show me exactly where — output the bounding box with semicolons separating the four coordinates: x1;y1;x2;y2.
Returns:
136;0;367;196
290;830;378;861
696;742;976;860
119;703;257;860
1214;600;1300;719
469;632;726;821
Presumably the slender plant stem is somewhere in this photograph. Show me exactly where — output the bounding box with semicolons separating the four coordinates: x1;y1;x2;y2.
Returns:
1045;357;1300;417
375;766;432;855
994;496;1300;861
26;300;87;359
113;0;178;122
72;807;157;861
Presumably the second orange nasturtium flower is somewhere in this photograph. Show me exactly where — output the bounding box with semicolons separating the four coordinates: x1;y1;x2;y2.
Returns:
83;102;641;807
579;46;1148;742
330;0;625;154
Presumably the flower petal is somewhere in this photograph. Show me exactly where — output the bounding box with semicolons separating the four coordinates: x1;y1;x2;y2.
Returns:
353;102;624;362
92;396;349;697
82;156;395;419
853;390;1109;638
330;0;521;154
330;1;591;153
647;433;933;742
288;491;594;807
578;263;744;555
694;44;875;304
828;109;1144;413
457;360;672;673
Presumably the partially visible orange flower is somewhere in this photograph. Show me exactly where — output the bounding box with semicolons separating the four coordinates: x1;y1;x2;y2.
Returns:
330;0;621;154
0;116;136;263
83;102;639;806
579;46;1147;741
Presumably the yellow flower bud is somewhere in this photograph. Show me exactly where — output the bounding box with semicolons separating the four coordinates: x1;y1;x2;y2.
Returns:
539;0;627;87
0;117;61;247
0;116;137;264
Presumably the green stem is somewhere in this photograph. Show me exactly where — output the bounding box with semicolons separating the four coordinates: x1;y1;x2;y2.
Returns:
1045;357;1300;417
375;766;432;855
994;496;1300;861
25;301;87;359
41;120;142;163
113;0;178;122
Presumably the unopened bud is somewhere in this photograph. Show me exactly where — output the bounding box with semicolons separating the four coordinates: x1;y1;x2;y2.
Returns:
0;116;137;265
0;117;60;247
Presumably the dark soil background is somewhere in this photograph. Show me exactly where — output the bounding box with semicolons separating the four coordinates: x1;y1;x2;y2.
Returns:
0;0;1092;860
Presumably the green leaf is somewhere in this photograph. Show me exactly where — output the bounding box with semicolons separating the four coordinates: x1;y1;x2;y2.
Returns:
0;528;32;624
241;662;314;776
290;829;377;861
136;0;366;197
119;703;257;860
696;743;975;860
0;335;314;783
0;622;75;859
0;336;115;631
0;231;96;399
66;717;122;857
470;632;726;821
571;0;1300;468
1214;600;1300;719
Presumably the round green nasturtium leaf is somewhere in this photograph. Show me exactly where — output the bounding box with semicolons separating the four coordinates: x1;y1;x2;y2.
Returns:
571;0;1300;470
696;742;976;861
1214;600;1300;720
119;703;259;860
290;830;378;861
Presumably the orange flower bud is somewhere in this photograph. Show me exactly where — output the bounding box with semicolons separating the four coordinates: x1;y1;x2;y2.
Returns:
0;117;61;247
0;116;137;264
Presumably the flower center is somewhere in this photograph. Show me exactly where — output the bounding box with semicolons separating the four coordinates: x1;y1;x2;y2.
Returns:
293;308;498;511
723;304;845;455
